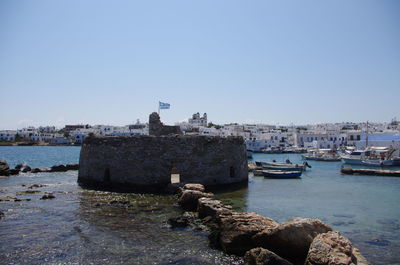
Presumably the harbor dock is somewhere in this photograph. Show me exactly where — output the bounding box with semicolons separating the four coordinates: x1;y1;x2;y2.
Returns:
341;167;400;177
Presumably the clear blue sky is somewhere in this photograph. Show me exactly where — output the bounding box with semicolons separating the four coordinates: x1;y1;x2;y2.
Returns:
1;0;399;129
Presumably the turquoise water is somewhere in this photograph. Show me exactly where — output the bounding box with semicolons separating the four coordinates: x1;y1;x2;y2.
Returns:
0;147;399;264
0;146;80;168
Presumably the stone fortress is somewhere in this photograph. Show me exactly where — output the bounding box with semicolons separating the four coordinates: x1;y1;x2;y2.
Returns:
78;112;248;192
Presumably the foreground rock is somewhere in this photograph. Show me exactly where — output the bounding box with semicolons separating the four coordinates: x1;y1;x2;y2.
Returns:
253;218;332;262
244;248;293;265
219;212;279;256
305;231;369;265
178;189;214;211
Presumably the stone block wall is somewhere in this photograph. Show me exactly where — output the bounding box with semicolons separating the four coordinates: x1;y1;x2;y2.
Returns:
149;112;182;136
78;135;248;192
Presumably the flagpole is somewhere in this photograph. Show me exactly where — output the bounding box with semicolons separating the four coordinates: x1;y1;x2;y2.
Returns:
158;101;160;115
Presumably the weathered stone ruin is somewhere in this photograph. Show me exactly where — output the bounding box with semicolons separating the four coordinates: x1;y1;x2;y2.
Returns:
78;113;248;192
149;112;182;136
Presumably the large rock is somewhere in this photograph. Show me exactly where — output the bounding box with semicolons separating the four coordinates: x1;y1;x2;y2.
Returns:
178;189;214;211
244;248;293;265
252;218;332;262
197;197;233;220
304;231;356;265
219;212;278;256
0;160;9;171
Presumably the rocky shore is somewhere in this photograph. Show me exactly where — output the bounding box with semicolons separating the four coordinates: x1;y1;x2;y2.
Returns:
0;160;79;177
170;183;370;265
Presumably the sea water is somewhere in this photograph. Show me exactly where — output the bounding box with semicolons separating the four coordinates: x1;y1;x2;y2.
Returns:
0;147;399;264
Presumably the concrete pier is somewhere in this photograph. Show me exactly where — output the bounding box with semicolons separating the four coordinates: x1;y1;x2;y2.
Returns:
341;168;400;177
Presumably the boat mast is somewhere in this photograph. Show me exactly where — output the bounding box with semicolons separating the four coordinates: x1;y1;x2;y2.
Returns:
366;121;369;148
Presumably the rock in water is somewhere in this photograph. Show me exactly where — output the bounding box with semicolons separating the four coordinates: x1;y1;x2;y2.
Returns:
244;248;293;265
21;165;32;172
50;165;68;172
40;193;56;200
66;164;79;170
305;231;354;265
252;217;332;263
219;212;278;256
178;189;214;211
197;197;233;220
0;160;9;171
168;216;191;228
182;183;205;192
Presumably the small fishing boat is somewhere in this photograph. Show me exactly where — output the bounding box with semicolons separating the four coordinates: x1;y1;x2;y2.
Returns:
262;170;302;179
262;165;303;172
302;149;341;161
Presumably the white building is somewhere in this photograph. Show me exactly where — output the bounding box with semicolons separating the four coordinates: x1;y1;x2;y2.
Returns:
188;112;207;127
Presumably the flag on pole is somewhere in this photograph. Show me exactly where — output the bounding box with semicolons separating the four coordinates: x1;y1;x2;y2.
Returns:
159;102;170;109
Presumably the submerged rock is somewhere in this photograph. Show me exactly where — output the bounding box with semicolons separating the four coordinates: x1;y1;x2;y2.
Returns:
28;184;47;189
168;216;191;228
252;217;332;262
218;212;278;256
178;189;214;211
305;231;354;265
40;193;56;200
244;247;293;265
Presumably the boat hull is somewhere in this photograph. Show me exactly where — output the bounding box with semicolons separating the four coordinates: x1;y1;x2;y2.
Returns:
262;170;302;179
302;155;340;162
341;157;398;167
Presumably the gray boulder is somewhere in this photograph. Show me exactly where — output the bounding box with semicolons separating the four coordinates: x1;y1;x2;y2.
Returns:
219;212;278;256
252;217;332;262
244;248;293;265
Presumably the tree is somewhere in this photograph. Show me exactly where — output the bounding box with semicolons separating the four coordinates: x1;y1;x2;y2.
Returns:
14;133;22;142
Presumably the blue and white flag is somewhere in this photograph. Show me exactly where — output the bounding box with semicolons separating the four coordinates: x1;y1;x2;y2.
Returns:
159;101;170;109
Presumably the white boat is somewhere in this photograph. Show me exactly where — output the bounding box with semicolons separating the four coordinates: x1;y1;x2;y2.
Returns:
302;149;341;162
340;147;400;167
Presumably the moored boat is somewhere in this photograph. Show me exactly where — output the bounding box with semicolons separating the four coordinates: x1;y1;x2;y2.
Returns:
302;149;341;161
255;161;311;171
262;170;302;179
340;147;400;167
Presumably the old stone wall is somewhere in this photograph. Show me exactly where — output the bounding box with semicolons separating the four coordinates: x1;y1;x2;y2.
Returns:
78;135;248;192
149;112;182;136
